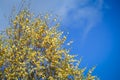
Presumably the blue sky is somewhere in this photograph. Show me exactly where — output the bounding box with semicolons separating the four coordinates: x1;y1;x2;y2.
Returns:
0;0;120;80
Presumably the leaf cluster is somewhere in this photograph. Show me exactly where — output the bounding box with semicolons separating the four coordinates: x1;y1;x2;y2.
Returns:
0;9;97;80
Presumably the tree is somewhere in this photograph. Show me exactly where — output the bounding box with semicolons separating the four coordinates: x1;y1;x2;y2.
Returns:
0;9;97;80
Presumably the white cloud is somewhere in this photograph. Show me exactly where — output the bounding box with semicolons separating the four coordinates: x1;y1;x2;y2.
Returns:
51;0;105;43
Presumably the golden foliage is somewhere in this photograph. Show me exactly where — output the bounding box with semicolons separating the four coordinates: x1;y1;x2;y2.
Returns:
0;9;97;80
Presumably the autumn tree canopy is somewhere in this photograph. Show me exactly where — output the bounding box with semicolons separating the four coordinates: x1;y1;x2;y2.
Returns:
0;9;97;80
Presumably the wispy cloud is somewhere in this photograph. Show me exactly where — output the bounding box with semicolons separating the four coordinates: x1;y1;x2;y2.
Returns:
53;0;105;43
